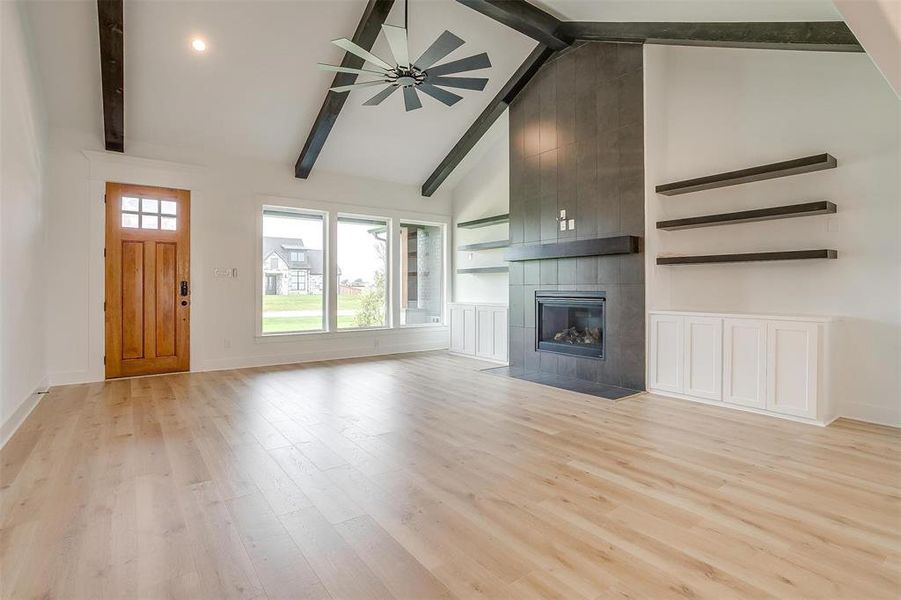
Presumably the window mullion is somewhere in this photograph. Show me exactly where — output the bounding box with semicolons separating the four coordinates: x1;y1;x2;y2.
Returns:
327;211;338;332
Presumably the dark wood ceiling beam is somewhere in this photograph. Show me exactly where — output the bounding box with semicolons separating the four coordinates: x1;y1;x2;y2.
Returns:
456;0;570;50
97;0;124;152
295;0;395;179
421;43;556;197
559;21;863;52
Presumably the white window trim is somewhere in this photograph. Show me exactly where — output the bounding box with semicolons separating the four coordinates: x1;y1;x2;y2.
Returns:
336;212;392;332
398;219;446;328
257;205;328;336
254;194;450;342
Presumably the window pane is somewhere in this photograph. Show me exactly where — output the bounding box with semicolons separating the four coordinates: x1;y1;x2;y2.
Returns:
141;214;158;229
262;209;325;334
400;223;443;326
161;216;177;231
121;213;139;228
122;196;139;212
160;200;177;215
338;216;387;329
141;198;159;214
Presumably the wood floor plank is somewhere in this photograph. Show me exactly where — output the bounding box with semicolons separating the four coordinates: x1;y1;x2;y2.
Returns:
0;351;898;599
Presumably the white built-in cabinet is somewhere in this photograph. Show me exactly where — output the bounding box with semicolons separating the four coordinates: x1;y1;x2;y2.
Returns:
648;311;833;425
449;303;508;363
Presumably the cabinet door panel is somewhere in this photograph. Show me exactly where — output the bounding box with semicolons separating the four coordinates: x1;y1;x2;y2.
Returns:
683;317;723;401
476;308;495;359
723;319;767;409
449;307;465;353
492;309;508;363
462;307;477;355
649;315;683;393
766;321;818;419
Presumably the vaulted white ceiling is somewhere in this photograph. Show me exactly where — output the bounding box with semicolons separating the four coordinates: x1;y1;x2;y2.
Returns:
23;0;533;185
23;0;843;188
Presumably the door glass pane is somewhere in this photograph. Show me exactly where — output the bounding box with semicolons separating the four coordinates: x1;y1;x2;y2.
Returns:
261;209;325;334
122;213;139;228
160;200;177;215
338;216;388;329
400;223;442;326
141;198;159;214
122;196;140;212
161;216;177;231
141;214;159;229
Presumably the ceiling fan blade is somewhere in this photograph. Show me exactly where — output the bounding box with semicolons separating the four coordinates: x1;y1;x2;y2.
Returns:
331;38;394;71
418;83;463;107
426;76;489;91
381;24;410;67
330;80;390;93
363;84;400;106
317;63;387;76
413;30;465;70
425;53;491;77
403;86;423;111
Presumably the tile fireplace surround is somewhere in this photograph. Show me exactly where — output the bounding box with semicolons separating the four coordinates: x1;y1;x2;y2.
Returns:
506;41;646;393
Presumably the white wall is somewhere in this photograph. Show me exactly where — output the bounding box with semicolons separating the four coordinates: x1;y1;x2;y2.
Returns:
44;128;453;385
450;113;510;304
644;45;901;426
0;1;48;444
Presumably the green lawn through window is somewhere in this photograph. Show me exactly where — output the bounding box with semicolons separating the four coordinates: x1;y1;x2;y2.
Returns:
262;294;377;333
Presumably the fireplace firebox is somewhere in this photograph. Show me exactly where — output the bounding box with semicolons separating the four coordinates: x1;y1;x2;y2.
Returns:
536;291;606;359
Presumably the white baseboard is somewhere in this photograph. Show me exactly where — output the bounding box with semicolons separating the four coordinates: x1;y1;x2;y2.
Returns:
838;402;901;428
196;342;449;373
447;351;508;365
647;388;834;427
50;338;450;384
1;378;49;449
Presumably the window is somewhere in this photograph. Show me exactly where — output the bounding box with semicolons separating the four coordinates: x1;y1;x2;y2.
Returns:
289;250;305;262
290;270;307;292
337;215;388;329
121;196;176;230
400;222;443;325
262;208;325;334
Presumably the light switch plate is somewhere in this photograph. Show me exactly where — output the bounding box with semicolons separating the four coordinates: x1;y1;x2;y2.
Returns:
559;221;566;231
559;209;566;219
568;219;575;230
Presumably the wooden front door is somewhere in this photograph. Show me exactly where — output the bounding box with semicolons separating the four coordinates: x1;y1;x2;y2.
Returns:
105;182;190;378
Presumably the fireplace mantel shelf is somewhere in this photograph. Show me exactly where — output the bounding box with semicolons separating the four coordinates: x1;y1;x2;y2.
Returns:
505;236;641;262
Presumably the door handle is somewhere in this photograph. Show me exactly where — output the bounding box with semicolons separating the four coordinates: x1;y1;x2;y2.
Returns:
180;281;189;297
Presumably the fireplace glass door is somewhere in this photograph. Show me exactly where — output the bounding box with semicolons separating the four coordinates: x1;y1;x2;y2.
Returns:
536;292;605;359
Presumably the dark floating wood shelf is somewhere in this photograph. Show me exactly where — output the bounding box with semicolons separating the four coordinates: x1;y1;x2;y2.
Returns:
457;240;511;251
457;214;510;229
656;153;837;196
657;249;837;265
506;236;640;262
456;266;509;274
657;201;837;231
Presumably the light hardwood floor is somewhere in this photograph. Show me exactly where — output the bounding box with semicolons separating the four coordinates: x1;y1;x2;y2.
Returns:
1;351;899;599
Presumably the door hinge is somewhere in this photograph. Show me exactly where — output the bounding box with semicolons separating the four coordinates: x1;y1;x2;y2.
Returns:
104;194;107;204
103;301;106;312
103;355;106;365
103;248;106;258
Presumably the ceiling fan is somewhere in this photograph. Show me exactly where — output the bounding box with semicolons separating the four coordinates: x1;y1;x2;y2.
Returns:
317;0;491;112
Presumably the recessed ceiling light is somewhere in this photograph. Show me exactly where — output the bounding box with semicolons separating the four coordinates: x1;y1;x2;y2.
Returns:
191;38;207;52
